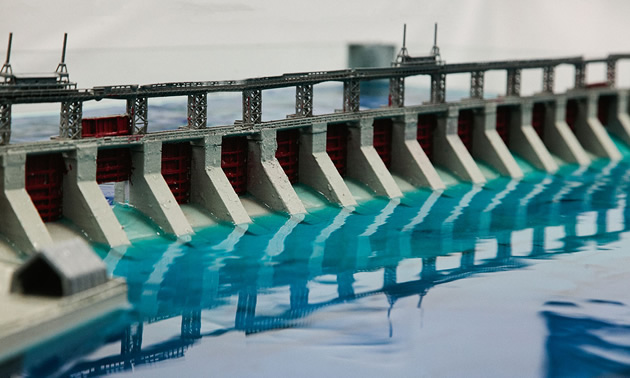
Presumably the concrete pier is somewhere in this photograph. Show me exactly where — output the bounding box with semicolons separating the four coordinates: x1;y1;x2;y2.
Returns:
609;90;630;145
576;94;621;160
508;101;558;173
544;97;591;165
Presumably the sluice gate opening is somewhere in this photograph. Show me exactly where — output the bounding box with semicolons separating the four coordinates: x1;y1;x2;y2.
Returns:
496;106;513;147
161;142;192;204
25;153;65;222
276;129;300;184
221;135;248;195
458;109;474;152
326;123;348;176
417;114;437;160
96;148;132;184
373;118;393;168
566;99;579;131
598;95;616;127
532;103;546;139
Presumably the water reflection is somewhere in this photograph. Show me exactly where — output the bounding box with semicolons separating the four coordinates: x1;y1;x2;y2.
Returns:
21;159;630;376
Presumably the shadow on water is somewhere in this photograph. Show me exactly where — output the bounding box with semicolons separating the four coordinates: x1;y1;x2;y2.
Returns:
12;159;630;376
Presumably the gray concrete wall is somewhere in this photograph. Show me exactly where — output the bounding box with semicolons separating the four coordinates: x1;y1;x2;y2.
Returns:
128;140;193;237
432;107;486;184
544;97;591;165
472;103;523;179
247;129;306;215
346;118;402;198
298;123;357;207
62;145;130;247
391;114;445;190
602;91;630;149
0;152;53;254
508;101;558;173
574;94;621;160
190;135;251;224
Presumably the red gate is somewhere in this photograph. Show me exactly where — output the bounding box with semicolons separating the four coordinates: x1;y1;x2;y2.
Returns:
82;115;130;138
96;148;132;184
276;129;300;184
458;109;474;152
161;142;192;204
417;114;436;159
598;95;614;126
221;136;248;195
326;124;348;176
532;103;546;139
496;106;511;147
25;153;65;222
373;119;393;168
565;100;578;131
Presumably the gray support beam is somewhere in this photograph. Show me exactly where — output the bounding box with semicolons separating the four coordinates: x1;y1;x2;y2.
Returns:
0;152;52;254
128;140;193;237
295;84;313;117
389;77;404;108
432;107;486;184
472;103;523;179
190;135;251;224
608;90;630;145
542;66;555;93
242;89;262;124
346;118;402;198
544;97;590;165
126;97;148;134
574;63;586;89
577;94;621;159
607;59;617;87
506;69;521;97
299;123;356;207
59;101;82;139
247;129;306;215
61;145;130;247
391;114;445;190
0;103;9;145
430;72;446;104
509;101;558;173
343;79;360;112
470;71;484;99
187;93;207;129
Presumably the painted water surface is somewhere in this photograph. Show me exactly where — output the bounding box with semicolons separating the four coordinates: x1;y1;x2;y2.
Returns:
14;154;630;377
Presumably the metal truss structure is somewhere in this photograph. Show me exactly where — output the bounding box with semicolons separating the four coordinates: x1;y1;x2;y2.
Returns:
187;93;207;129
0;103;9;145
543;66;555;93
295;84;313;117
59;101;82;139
506;68;521;97
343;79;360;112
574;63;586;89
389;77;405;107
430;72;446;104
243;89;262;124
607;59;617;87
127;97;149;134
470;71;484;99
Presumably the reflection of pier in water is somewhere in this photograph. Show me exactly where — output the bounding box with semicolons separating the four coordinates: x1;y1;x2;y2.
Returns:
58;161;630;376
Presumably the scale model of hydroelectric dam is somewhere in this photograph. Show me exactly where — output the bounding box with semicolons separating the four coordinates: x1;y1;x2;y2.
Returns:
1;27;630;364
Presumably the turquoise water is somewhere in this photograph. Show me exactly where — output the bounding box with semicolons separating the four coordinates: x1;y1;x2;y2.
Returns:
15;152;630;377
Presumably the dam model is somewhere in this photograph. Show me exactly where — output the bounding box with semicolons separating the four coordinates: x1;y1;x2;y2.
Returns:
2;26;630;366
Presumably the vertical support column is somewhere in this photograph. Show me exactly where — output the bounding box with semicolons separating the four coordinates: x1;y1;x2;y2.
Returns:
509;101;558;173
126;97;148;134
578;93;621;159
187;93;207;129
608;90;630;146
62;144;130;247
574;63;586;89
295;84;313;117
542;66;555;93
343;79;360;112
298;123;356;207
470;71;484;99
59;101;82;139
432;107;485;184
389;76;404;107
242;89;262;124
390;114;444;190
0;152;53;254
607;58;617;87
506;68;521;97
544;96;590;165
346;118;402;198
430;72;446;104
190;135;251;224
0;103;10;145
